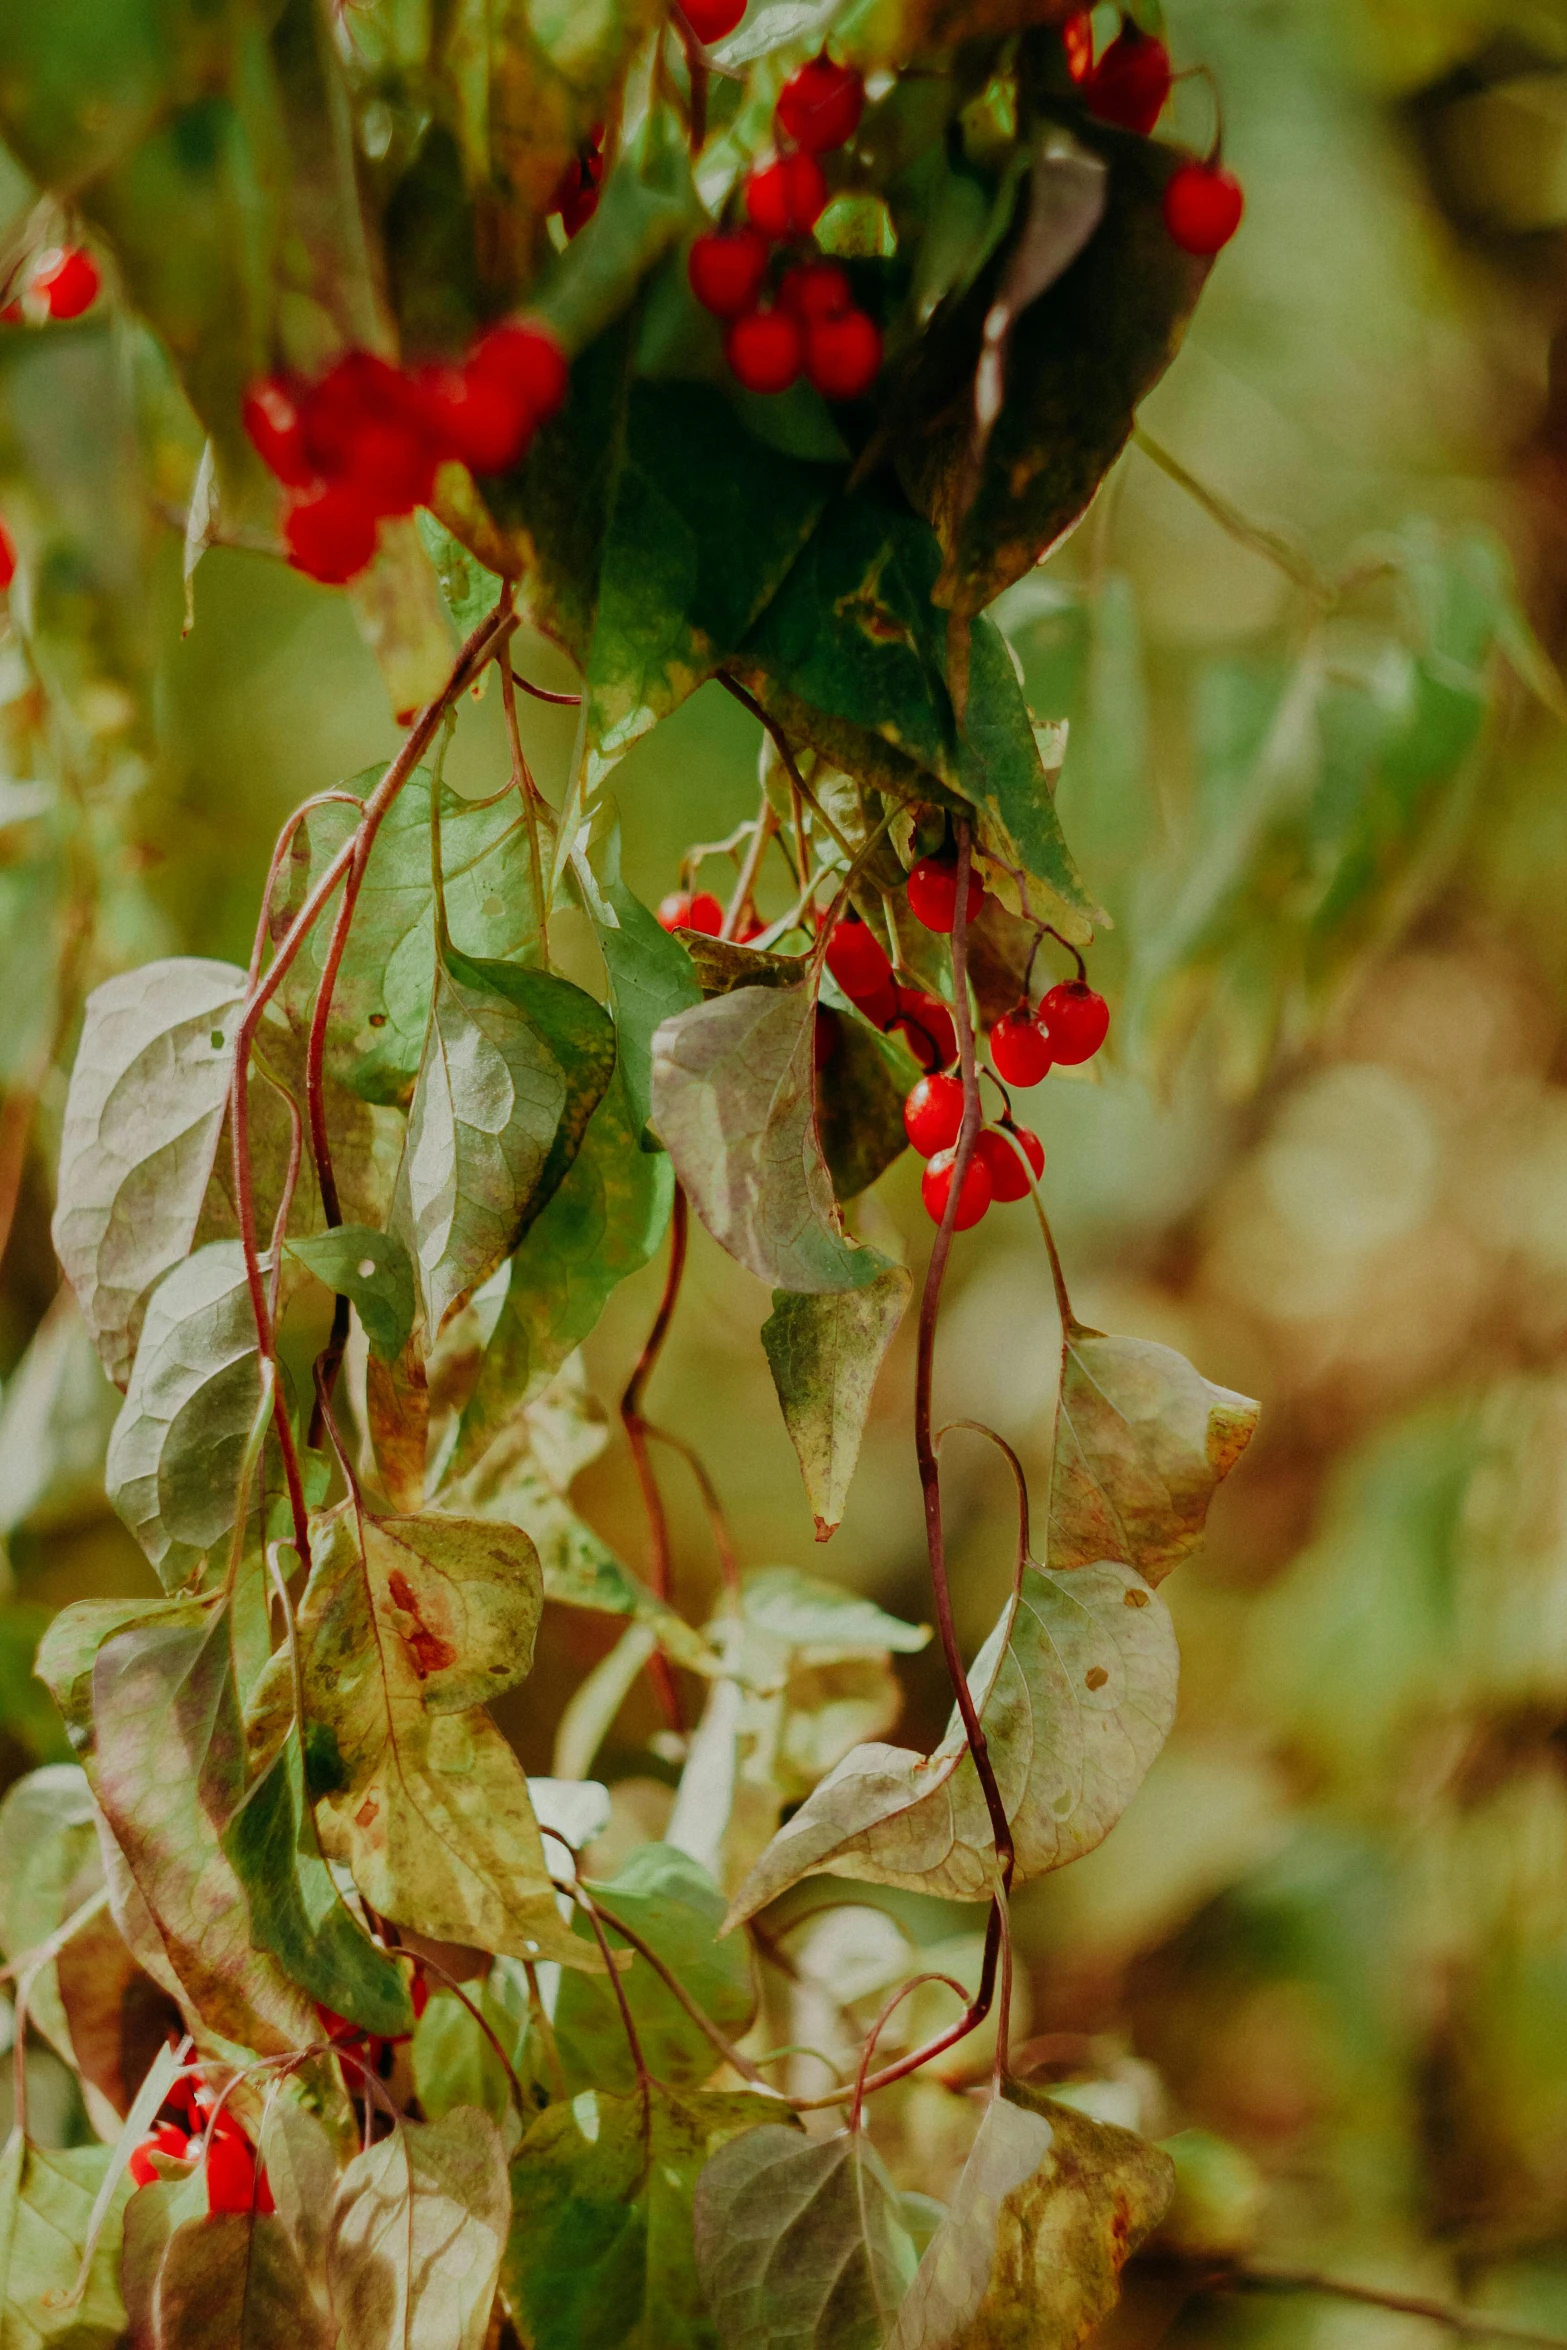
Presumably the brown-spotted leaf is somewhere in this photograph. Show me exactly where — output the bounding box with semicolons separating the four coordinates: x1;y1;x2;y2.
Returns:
292;1504;591;1969
148;2209;335;2350
328;2106;510;2350
886;2087;1172;2350
761;1267;913;1540
1049;1323;1258;1586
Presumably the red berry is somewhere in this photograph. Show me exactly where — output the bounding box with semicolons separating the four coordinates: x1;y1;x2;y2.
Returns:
1081;29;1171;135
922;1146;991;1230
683;0;746;37
853;975;899;1031
989;1007;1052;1088
688;229;771;320
284;484;381;584
904;1072;964;1157
906;856;985;935
1040;980;1109;1064
129;2124;190;2188
243;376;316;488
0;517;14;592
204;2129;264;2216
776;56;865;152
551;141;604;237
891;985;957;1073
824;914;892;1000
976;1124;1043;1204
418;365;520;475
1162;162;1244;256
725;308;803;395
410;1969;430;2022
299;353;437;514
467;321;569;429
779;262;852;320
657;889;724;933
33;247;100;320
745;152;828;238
1063;10;1094;79
804;308;881;401
315;2001;365;2045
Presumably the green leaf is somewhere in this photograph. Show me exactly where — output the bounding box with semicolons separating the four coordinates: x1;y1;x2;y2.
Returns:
413;1971;535;2130
143;2208;335;2349
575;803;703;1139
85;1605;319;2052
813;1013;919;1206
104;1241;273;1589
0;2128;135;2350
737;1569;930;1657
0;1766;100;2069
223;1726;415;2041
504;2085;792;2350
885;2087;1172;2350
52;957;250;1389
0;1290;121;1542
328;2106;511;2350
269;772;544;1108
285;1226;417;1366
417;509;504;638
466;0;662;250
290;1503;590;1968
555;1843;755;2096
650;983;892;1295
0;1610;73;1769
693;2123;918;2350
531;101;701;363
761;1268;913;1540
959;616;1100;928
1049;1322;1259;1586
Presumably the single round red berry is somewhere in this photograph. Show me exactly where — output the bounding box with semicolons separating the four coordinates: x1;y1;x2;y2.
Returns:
725;308;803;395
552;141;604;237
891;985;957;1072
776;56;865;152
854;974;899;1032
688;229;771;320
922;1146;991;1230
1162;162;1244;256
989;1006;1053;1087
243;376;316;488
779;261;852;320
804;308;881;401
1040;980;1109;1064
745;152;828;238
824;913;892;1000
1081;29;1171;135
204;2129;264;2216
0;516;14;592
129;2123;190;2189
906;855;985;935
657;889;724;934
683;0;746;38
1063;10;1094;79
284;485;380;584
904;1072;964;1157
976;1123;1043;1204
33;246;100;320
466;323;569;433
418;364;521;475
299;352;437;514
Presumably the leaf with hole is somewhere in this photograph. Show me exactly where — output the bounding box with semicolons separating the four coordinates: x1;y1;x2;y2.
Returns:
285;1226;417;1365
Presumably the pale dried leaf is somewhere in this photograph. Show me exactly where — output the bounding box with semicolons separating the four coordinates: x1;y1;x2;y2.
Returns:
328;2106;510;2350
761;1268;913;1540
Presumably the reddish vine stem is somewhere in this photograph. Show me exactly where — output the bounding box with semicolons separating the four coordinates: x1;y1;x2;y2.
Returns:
572;1883;651;2099
914;818;1015;1888
620;1185;691;1730
791;1898;1004;2112
230;597;515;1575
499;633;552;969
848;1971;970;2130
644;1424;741;1598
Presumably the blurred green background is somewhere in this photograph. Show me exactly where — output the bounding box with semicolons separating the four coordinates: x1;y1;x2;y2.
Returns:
8;0;1567;2328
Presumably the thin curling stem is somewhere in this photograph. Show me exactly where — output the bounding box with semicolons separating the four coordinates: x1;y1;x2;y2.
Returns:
620;1186;690;1731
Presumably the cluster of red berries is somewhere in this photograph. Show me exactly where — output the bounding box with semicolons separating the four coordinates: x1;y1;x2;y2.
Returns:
1063;10;1243;257
904;1070;1044;1230
128;2077;275;2214
688;57;881;401
0;245;101;326
316;1971;429;2084
243;325;568;586
822;908;960;1075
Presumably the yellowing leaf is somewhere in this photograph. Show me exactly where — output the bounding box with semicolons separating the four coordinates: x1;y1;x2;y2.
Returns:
0;2128;135;2350
886;2089;1172;2350
761;1269;913;1540
0;1766;100;2072
329;2106;511;2350
693;2123;918;2350
650;984;891;1296
294;1505;590;1969
1049;1322;1258;1584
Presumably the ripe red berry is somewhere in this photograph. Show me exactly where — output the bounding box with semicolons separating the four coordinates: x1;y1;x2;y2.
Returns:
243;376;317;488
204;2128;267;2216
466;322;569;431
0;517;14;592
890;985;957;1072
745;152;829;238
824;913;892;1000
906;855;985;935
804;308;881;401
657;889;724;934
779;261;852;320
284;485;380;584
777;56;865;152
989;1006;1053;1087
976;1123;1043;1204
922;1146;991;1230
129;2123;190;2189
552;140;604;237
32;246;100;320
904;1072;964;1157
1063;10;1094;79
1040;979;1109;1064
1162;162;1244;256
299;353;437;514
688;229;771;320
683;0;746;38
854;975;899;1031
725;308;803;395
1081;29;1171;135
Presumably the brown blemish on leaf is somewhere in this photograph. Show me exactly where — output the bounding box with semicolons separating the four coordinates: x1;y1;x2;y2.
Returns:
1085;1666;1109;1691
355;1796;378;1830
1124;1587;1150;1607
387;1568;458;1682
